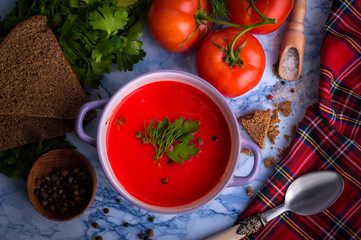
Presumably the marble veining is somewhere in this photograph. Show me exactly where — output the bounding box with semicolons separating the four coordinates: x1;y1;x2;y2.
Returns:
0;0;333;239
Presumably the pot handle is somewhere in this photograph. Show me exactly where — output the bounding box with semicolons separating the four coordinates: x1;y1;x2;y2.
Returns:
75;99;108;147
227;135;262;187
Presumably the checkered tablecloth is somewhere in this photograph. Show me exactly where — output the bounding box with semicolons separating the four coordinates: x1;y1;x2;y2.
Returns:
238;0;361;239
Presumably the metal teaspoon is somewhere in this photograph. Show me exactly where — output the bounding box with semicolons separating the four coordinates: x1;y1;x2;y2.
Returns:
205;171;344;240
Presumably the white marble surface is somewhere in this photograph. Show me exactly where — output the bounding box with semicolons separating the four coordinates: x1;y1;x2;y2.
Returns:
0;1;333;239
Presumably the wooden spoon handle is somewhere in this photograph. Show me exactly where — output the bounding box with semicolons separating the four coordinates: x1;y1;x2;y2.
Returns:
292;0;307;23
288;0;307;32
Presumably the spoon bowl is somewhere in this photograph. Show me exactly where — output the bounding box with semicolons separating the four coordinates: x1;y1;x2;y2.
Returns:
284;171;343;216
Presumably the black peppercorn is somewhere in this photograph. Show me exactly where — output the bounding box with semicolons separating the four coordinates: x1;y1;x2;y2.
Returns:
59;206;68;214
161;178;168;184
79;188;86;196
135;131;143;138
49;205;56;212
123;222;129;227
35;166;92;215
41;200;48;207
60;168;69;177
146;229;154;237
51;191;58;199
92;222;99;228
34;189;40;196
103;208;109;214
35;178;41;186
72;183;80;190
138;233;145;239
95;236;103;240
141;137;148;144
50;173;58;181
115;198;121;203
148;216;155;222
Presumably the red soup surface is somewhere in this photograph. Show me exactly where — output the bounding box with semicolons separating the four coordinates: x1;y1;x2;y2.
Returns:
106;81;231;207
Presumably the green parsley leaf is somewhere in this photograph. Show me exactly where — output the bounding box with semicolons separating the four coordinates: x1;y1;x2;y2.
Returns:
182;119;200;134
117;50;146;71
88;5;129;37
166;141;199;164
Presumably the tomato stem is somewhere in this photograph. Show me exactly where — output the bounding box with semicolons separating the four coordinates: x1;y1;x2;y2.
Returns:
196;0;277;67
229;28;249;61
196;12;276;31
196;0;276;30
228;0;276;63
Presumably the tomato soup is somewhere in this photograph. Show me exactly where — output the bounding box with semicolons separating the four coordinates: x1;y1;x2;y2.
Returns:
106;81;231;207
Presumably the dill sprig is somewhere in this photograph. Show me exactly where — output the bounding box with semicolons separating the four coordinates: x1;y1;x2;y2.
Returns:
144;118;184;161
210;0;230;20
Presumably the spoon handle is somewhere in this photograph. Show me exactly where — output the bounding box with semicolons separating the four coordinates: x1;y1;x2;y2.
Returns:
262;203;288;222
290;0;307;31
204;214;267;240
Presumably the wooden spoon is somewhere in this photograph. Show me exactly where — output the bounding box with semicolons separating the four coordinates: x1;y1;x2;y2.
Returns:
278;0;307;81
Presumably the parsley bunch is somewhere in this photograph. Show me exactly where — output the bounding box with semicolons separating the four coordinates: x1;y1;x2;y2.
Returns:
59;0;146;88
0;0;146;88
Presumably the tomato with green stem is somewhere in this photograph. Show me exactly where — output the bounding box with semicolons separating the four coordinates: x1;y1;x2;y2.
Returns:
226;0;293;35
196;27;265;98
147;0;212;53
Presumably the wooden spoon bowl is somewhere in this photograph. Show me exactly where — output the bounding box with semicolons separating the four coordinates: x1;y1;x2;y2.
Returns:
27;149;97;221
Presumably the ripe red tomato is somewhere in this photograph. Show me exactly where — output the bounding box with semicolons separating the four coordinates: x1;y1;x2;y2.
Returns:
226;0;293;35
196;27;265;98
147;0;212;53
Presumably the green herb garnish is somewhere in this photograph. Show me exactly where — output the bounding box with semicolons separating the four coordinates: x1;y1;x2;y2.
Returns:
144;117;200;164
209;0;230;20
114;116;127;129
0;136;74;179
272;57;283;80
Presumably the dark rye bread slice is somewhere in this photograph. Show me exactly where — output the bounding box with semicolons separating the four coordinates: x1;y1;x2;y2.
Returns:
238;109;271;149
0;115;74;151
0;15;89;119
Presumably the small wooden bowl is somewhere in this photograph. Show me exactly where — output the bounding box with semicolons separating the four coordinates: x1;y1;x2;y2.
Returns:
27;149;97;221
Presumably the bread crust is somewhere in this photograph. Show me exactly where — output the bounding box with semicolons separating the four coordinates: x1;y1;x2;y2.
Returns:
238;109;272;149
0;15;89;119
0;15;92;150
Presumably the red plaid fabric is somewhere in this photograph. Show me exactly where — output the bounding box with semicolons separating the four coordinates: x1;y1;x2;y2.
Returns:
238;0;361;239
